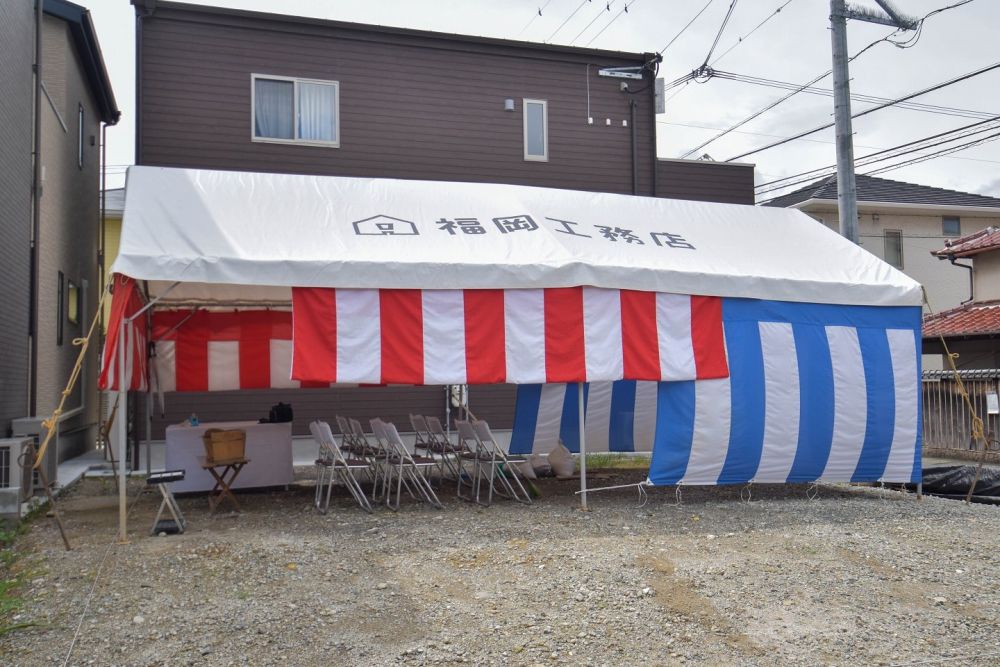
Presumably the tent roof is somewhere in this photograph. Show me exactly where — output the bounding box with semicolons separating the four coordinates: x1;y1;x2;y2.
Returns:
114;166;922;307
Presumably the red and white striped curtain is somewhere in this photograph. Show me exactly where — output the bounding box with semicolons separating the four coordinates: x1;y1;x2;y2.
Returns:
99;276;149;392
291;287;729;386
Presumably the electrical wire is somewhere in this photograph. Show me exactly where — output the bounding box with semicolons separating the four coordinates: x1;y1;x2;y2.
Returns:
709;0;796;66
754;115;1000;192
701;0;739;67
658;0;714;55
546;0;592;43
712;70;995;120
679;0;976;158
570;0;614;45
754;117;1000;196
584;0;640;47
517;0;554;38
725;60;1000;162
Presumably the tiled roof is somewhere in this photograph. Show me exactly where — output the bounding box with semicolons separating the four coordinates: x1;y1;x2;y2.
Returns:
763;174;1000;209
923;300;1000;339
931;226;1000;258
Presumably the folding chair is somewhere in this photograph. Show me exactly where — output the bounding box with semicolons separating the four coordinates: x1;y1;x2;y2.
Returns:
454;419;503;506
310;421;373;513
146;470;187;535
472;420;533;505
350;417;390;501
410;414;460;479
373;419;442;510
336;415;365;456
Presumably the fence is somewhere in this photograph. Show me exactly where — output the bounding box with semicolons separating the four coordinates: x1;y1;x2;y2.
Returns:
922;369;1000;452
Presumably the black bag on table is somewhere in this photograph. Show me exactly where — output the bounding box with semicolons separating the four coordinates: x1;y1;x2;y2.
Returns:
268;402;293;423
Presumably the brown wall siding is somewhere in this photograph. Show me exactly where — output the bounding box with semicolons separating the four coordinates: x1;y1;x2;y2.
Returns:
146;385;522;439
656;159;755;205
0;0;34;436
137;7;655;196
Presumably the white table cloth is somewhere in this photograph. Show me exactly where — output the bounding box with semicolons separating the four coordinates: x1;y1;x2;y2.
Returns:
164;420;294;493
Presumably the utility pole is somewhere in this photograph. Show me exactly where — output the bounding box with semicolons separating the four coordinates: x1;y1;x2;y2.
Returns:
829;0;917;243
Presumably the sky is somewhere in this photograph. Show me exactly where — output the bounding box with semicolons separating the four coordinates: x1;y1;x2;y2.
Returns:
85;0;1000;199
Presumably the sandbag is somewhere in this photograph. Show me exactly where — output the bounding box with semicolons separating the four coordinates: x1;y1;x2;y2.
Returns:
548;442;575;478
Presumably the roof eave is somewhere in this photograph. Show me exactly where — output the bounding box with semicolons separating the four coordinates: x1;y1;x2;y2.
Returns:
44;0;121;124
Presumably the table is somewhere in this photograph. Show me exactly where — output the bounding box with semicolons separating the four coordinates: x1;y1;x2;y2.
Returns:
199;456;250;513
164;421;294;493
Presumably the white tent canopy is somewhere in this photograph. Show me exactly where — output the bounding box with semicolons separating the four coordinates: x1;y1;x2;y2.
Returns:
114;166;922;307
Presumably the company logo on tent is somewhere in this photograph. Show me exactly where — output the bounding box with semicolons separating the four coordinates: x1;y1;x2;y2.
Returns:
352;215;419;236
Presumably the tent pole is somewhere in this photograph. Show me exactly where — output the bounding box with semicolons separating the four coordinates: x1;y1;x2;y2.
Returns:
117;319;129;543
145;390;152;476
578;382;588;511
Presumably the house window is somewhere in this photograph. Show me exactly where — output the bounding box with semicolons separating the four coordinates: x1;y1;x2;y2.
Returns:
523;99;548;161
77;105;84;168
884;229;903;269
942;216;961;237
252;75;339;146
57;272;65;346
67;280;80;325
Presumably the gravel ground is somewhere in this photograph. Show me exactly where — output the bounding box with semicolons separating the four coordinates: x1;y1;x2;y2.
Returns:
2;469;999;667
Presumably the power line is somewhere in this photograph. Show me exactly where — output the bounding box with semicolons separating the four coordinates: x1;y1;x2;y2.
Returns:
709;0;796;66
677;29;897;158
584;0;640;47
546;0;592;43
701;0;739;67
712;70;995;120
863;130;1000;177
677;0;975;158
754;116;1000;195
518;0;554;38
570;0;614;45
659;0;714;55
726;60;1000;162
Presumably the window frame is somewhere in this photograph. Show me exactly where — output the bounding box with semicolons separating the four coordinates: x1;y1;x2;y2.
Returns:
77;104;84;169
522;98;548;162
942;215;961;237
884;229;904;269
57;271;65;346
250;73;341;148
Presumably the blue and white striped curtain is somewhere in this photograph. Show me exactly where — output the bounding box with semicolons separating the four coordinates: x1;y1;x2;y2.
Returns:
510;298;922;485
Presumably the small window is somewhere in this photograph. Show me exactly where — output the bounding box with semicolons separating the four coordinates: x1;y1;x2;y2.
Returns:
884;229;903;269
523;98;548;161
77;105;84;168
67;280;80;325
57;272;65;346
252;74;339;147
943;216;960;237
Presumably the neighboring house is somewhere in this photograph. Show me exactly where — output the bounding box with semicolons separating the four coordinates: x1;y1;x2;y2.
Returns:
923;227;1000;369
0;0;119;467
100;187;124;329
764;174;1000;369
129;0;755;437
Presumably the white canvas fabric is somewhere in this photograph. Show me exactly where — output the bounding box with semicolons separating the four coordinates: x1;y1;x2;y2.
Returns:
115;166;922;307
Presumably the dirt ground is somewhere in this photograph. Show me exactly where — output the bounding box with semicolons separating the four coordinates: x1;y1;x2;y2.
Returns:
2;470;999;666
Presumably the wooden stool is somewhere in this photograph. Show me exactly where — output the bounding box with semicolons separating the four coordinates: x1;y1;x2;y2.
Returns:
147;469;187;535
198;456;250;513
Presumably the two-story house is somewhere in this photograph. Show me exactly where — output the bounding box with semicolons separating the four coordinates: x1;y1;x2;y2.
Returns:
923;227;1000;369
0;0;119;472
129;0;755;437
764;174;1000;369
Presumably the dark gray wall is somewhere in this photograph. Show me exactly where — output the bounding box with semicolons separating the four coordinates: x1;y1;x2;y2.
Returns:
656;159;756;205
136;3;656;195
0;0;35;436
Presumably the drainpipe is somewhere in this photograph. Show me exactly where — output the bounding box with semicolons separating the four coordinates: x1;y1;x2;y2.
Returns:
629;98;638;196
947;256;974;304
29;0;43;417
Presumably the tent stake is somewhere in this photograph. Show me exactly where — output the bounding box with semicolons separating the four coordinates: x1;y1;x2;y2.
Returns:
578;382;588;511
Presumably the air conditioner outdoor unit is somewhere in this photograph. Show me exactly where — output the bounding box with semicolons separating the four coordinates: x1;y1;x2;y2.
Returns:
0;438;35;517
12;417;57;494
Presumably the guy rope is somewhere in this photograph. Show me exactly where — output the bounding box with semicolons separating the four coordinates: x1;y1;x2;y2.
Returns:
32;281;111;551
923;287;991;503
